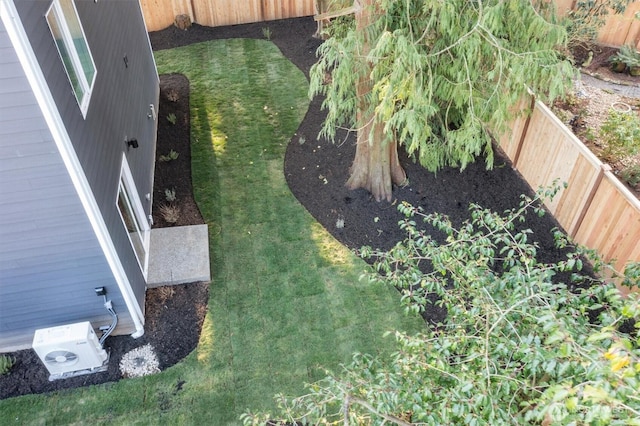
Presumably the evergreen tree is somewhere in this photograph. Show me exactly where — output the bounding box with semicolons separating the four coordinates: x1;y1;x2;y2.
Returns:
310;0;574;201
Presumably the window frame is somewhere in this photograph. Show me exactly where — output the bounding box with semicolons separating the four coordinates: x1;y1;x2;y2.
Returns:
117;155;150;277
45;0;96;117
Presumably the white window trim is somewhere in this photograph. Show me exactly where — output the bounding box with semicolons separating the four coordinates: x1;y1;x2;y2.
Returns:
117;155;151;278
46;0;96;118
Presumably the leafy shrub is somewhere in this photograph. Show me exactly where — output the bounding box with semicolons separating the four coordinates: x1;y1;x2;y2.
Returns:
166;113;177;125
620;164;640;187
0;355;15;375
243;188;640;425
609;44;640;72
599;110;640;162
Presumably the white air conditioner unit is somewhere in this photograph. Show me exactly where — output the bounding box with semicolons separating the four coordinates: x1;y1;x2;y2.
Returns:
33;321;108;377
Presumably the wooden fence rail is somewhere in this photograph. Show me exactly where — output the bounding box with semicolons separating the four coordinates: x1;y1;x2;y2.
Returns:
498;98;640;282
140;0;315;31
141;0;639;49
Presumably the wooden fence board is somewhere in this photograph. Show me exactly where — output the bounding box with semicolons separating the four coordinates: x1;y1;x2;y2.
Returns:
554;154;602;236
140;0;193;32
192;0;262;27
496;97;531;160
574;174;640;274
553;0;575;16
500;95;640;280
142;0;316;31
598;2;640;47
514;104;579;210
140;1;639;48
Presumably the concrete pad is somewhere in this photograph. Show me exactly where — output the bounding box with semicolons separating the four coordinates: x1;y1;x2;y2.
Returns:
147;224;210;287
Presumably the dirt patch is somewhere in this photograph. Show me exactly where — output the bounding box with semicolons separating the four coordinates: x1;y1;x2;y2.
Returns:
153;73;204;228
552;43;640;198
575;44;640;86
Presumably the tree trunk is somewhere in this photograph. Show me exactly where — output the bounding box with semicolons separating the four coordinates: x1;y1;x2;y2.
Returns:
346;0;406;202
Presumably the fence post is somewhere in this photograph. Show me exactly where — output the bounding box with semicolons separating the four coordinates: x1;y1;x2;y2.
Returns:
511;95;536;169
569;163;611;238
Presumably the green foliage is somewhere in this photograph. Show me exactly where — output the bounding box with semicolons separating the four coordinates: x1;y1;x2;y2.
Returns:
310;0;574;173
0;355;14;375
166;113;177;125
620;164;640;187
261;26;272;40
600;110;640;162
243;188;640;425
562;0;632;49
159;149;180;162
610;44;640;71
164;187;176;202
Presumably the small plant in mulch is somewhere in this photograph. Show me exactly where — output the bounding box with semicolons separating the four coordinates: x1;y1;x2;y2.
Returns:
261;27;272;40
159;203;180;224
0;355;15;375
159;149;180;162
165;88;180;102
164;188;177;203
166;113;177;125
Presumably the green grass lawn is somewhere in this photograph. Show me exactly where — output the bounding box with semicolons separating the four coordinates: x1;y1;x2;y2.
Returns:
0;39;423;425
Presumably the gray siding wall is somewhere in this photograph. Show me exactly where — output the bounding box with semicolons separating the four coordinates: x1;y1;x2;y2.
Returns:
15;1;159;311
0;22;129;351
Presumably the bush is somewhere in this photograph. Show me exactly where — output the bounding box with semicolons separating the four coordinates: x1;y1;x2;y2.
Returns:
620;164;640;187
609;44;640;73
600;110;640;162
242;188;640;425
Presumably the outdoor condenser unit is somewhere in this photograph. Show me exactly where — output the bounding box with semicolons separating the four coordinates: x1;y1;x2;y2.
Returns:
32;321;108;378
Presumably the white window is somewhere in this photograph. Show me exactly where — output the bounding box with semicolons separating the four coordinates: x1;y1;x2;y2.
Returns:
117;156;150;276
46;0;96;117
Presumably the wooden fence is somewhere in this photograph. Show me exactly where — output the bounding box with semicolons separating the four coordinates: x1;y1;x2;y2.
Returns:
554;0;640;49
498;98;640;284
140;0;315;31
141;0;639;49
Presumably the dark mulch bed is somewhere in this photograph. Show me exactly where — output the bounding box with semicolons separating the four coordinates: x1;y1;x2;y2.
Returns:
1;16;571;399
573;43;640;85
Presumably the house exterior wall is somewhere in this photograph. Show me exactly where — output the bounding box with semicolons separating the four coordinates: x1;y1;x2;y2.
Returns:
0;0;159;351
0;20;132;351
15;0;159;310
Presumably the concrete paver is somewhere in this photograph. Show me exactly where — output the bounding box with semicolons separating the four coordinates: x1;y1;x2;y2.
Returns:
147;224;210;287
